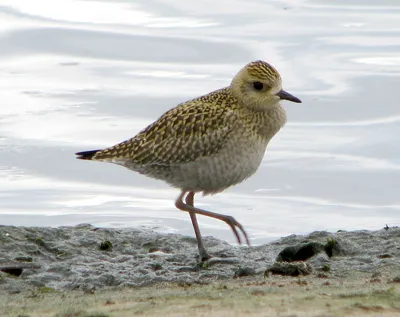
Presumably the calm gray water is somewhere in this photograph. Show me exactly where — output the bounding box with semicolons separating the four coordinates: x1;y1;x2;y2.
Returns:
1;0;399;244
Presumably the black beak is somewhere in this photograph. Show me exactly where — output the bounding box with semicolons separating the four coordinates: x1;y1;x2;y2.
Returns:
276;90;302;103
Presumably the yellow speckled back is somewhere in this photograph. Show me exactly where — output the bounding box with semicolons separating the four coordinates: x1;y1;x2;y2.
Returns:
93;88;240;165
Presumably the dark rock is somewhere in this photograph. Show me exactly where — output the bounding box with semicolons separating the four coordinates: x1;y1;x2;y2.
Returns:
0;262;41;277
324;237;345;257
321;264;331;272
377;254;392;259
99;240;113;251
14;256;33;262
175;266;201;273
265;262;313;277
276;242;325;262
233;267;256;278
149;263;163;271
1;267;23;276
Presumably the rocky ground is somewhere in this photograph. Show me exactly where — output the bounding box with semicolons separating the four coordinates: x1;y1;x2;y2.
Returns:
0;224;399;317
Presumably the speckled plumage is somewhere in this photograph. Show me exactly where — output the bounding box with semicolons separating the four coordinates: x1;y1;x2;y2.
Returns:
76;60;301;260
92;88;285;194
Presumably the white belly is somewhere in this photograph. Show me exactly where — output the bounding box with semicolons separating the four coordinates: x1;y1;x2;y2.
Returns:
169;138;268;195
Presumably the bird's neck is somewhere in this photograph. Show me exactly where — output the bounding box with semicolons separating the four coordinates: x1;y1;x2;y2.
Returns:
240;104;287;140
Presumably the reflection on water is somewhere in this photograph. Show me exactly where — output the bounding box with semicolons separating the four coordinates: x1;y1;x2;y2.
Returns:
1;0;399;244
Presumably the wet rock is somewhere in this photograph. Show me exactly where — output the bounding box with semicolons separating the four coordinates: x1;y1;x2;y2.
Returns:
0;225;398;291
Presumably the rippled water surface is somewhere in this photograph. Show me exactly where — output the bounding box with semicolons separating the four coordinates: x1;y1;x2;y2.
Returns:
1;0;399;244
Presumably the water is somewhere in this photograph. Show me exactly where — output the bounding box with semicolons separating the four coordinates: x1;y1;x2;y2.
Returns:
1;0;399;245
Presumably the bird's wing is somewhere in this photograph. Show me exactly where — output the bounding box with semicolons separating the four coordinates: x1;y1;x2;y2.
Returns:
92;89;238;165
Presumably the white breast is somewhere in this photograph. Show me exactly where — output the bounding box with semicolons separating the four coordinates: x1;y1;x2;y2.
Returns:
172;136;268;195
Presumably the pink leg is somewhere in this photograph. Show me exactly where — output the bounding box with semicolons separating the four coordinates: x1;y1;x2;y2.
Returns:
184;192;211;261
175;191;250;260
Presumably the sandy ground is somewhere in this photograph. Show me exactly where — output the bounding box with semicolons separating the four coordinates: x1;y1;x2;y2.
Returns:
1;225;399;317
2;274;399;317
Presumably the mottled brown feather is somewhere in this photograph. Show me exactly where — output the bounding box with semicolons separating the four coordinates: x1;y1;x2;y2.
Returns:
92;88;239;165
245;60;281;82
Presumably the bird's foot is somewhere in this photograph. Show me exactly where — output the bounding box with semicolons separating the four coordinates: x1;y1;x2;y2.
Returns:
198;249;212;263
196;248;239;267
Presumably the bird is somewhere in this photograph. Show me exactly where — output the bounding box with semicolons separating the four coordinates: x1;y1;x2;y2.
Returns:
76;60;301;261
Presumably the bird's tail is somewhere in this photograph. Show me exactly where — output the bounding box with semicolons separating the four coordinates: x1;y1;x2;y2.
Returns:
75;149;101;160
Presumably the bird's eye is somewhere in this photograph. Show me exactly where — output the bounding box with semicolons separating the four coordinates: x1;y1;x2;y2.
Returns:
252;82;264;91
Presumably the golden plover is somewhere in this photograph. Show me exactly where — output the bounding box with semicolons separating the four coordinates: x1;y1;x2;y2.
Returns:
76;60;301;261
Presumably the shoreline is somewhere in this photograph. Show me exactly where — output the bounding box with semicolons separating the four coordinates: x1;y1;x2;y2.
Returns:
1;224;399;316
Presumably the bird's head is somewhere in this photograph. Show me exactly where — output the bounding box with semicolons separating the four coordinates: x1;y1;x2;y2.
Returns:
230;60;301;109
